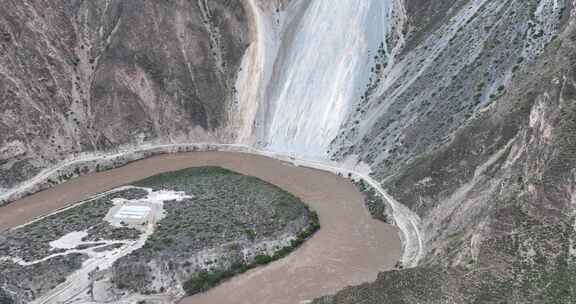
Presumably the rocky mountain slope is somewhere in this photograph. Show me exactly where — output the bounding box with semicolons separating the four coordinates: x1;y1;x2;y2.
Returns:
315;0;576;302
1;0;576;303
0;0;250;189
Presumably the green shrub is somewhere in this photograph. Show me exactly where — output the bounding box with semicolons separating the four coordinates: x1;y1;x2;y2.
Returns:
254;254;273;265
183;207;321;296
183;270;228;295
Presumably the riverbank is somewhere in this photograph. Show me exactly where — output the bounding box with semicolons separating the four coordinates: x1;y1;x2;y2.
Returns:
0;151;401;304
0;143;423;268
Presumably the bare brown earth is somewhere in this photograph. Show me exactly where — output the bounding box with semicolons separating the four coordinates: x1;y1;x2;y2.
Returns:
0;152;401;304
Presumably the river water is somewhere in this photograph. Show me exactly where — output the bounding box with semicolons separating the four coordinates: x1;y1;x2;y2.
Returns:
0;152;401;304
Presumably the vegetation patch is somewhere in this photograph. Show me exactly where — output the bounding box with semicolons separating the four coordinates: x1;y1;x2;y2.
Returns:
183;208;319;295
353;179;389;223
110;166;318;296
0;254;86;304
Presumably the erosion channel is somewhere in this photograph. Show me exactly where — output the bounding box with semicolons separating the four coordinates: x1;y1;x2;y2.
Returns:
0;152;401;304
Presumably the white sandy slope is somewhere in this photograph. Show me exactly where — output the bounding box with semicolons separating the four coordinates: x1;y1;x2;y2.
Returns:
257;0;394;159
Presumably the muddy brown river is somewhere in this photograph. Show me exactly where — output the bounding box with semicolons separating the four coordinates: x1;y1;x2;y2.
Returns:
0;152;401;304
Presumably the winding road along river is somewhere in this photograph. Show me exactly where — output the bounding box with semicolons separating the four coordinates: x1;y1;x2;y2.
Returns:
0;152;401;304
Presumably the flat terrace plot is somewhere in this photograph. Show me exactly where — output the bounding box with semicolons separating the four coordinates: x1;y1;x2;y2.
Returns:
0;188;147;261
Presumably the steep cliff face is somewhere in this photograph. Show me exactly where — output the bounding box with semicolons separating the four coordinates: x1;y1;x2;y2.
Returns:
334;0;570;258
0;0;250;189
252;0;399;158
331;0;565;171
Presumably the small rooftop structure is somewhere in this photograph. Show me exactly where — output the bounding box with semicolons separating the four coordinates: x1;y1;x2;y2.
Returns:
114;205;151;220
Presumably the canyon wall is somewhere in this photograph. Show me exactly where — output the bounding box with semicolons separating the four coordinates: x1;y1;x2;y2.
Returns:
2;0;576;302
